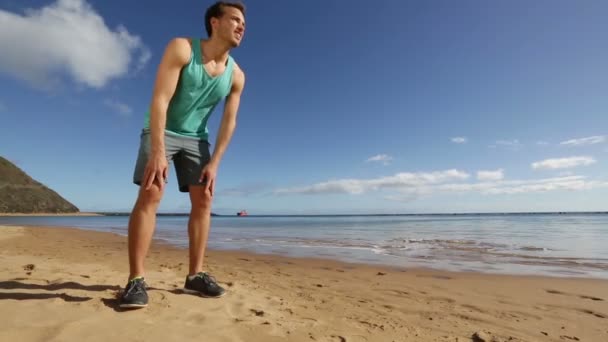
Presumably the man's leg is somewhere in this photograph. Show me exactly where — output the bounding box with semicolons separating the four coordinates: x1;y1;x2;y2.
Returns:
120;130;174;308
187;185;212;275
127;130;172;280
176;138;225;297
128;184;164;279
120;185;163;308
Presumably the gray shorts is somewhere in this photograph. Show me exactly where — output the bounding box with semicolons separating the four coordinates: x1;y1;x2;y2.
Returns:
133;130;211;192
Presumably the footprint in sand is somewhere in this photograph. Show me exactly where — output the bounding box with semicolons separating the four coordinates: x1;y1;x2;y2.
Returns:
150;291;170;308
185;312;207;323
546;289;604;302
578;309;606;319
250;309;265;317
384;289;410;297
461;304;485;313
225;295;248;319
358;320;385;331
580;295;604;301
472;331;520;342
428;296;456;304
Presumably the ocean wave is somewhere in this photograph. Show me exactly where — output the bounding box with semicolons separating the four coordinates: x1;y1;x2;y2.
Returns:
210;235;608;272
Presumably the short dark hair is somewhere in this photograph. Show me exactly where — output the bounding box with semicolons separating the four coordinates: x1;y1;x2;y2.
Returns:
205;1;246;37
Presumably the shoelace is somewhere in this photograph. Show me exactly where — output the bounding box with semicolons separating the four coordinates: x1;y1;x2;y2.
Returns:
125;279;146;296
198;273;218;287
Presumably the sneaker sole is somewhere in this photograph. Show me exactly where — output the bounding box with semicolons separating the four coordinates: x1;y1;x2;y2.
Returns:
181;288;227;298
119;303;148;309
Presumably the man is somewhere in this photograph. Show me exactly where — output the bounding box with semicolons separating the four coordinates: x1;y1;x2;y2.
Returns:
119;1;246;309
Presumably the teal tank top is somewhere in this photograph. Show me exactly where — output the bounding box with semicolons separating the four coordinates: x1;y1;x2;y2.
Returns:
144;38;235;140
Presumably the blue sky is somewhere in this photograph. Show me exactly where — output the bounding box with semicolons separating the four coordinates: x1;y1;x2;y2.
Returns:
1;0;607;214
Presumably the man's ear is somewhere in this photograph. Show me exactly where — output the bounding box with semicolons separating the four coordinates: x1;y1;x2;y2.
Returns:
210;17;219;32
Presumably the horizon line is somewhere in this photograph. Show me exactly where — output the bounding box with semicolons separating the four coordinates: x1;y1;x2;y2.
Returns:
94;210;608;217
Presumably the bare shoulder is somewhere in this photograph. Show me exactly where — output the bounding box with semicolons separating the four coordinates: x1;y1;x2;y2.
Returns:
233;61;245;76
164;37;192;66
231;62;245;91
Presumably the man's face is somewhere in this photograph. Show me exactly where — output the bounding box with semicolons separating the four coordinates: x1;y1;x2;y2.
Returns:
214;7;245;47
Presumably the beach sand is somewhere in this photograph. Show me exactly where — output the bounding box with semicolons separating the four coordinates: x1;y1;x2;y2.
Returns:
0;212;103;217
0;225;606;342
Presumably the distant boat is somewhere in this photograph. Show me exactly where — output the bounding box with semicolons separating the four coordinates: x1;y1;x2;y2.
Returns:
237;210;248;217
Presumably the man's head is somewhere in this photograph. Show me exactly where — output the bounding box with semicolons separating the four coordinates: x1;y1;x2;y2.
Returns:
205;1;246;47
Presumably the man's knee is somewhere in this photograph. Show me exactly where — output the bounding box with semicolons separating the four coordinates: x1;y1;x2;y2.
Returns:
136;185;164;208
190;186;212;211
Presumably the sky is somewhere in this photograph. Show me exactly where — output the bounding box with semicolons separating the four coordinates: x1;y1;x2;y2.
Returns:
1;0;607;214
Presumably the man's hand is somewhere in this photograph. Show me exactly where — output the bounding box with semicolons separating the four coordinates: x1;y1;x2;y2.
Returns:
199;162;218;196
143;152;168;191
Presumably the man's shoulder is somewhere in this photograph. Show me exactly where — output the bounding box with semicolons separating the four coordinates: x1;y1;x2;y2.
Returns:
168;37;195;51
231;59;245;78
165;37;194;64
229;60;245;92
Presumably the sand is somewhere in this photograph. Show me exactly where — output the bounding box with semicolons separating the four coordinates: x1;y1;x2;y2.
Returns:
0;225;606;342
0;212;103;217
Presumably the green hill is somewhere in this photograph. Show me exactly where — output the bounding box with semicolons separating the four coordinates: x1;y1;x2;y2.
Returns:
0;157;79;214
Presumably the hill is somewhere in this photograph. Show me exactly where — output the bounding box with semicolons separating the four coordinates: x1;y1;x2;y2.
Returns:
0;157;79;214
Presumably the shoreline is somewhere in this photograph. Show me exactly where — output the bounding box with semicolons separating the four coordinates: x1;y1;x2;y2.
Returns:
1;225;607;341
4;224;606;283
1;222;607;281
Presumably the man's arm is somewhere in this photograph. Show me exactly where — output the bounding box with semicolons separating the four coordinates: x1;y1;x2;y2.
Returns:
200;64;246;194
143;37;190;190
210;64;245;166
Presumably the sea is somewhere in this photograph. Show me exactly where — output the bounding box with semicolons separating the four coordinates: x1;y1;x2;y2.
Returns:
1;213;607;279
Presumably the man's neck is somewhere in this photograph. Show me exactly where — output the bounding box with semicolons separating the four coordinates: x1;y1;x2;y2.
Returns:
201;38;231;63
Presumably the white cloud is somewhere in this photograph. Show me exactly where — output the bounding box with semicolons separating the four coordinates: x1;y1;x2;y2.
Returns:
490;139;522;150
275;169;470;195
104;99;132;116
532;156;596;170
0;0;150;89
366;154;393;165
478;176;605;195
536;141;550;146
451;137;467;144
560;135;605;147
477;169;504;181
274;170;608;200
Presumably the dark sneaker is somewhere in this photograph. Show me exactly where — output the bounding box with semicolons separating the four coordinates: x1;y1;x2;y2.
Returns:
183;272;226;298
119;277;148;308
